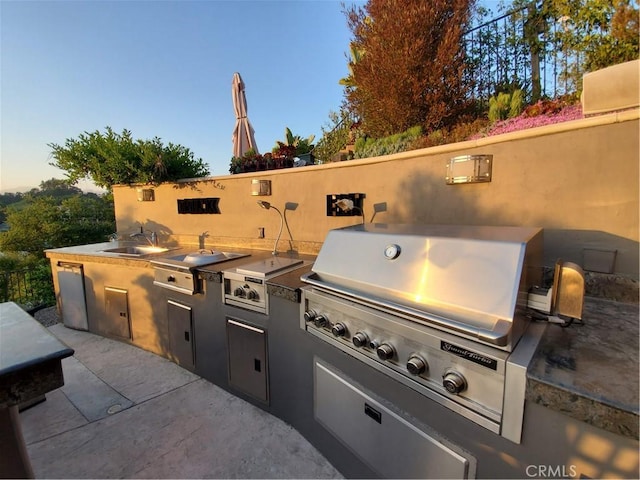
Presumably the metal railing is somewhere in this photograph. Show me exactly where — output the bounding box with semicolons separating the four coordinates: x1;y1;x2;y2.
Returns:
0;268;55;312
464;4;582;105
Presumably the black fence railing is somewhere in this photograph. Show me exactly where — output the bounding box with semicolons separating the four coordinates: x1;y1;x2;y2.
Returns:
464;4;583;106
0;268;55;312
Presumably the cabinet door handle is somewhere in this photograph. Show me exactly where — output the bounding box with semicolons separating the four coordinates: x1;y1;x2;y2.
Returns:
364;403;382;424
184;331;190;342
254;359;261;372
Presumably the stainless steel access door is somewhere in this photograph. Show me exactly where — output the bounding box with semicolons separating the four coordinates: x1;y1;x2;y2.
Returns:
56;261;89;331
227;318;269;403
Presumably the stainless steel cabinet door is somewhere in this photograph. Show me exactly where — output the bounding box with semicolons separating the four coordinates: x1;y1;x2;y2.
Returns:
227;318;268;403
56;262;88;331
168;300;195;370
104;287;131;340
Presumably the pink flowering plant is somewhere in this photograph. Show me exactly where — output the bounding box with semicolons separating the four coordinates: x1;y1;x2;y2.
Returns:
471;99;583;139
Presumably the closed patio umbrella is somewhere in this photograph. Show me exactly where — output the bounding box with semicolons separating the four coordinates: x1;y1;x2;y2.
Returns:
231;72;258;157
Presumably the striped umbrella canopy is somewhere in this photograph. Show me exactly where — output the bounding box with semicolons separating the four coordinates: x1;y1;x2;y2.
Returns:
231;72;258;157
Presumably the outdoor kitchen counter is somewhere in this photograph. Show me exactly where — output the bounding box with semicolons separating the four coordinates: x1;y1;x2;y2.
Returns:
45;241;257;268
269;267;640;442
527;297;639;440
265;262;315;302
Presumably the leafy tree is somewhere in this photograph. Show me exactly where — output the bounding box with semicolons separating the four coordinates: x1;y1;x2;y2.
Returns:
343;0;475;137
0;195;115;256
509;0;639;94
38;178;83;198
48;127;210;190
0;192;24;223
553;0;639;72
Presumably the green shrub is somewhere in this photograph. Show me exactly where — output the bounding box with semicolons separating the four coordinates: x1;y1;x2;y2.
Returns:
354;126;423;159
488;89;524;123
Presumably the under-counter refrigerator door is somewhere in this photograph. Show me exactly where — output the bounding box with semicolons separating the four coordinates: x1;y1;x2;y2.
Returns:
56;262;89;331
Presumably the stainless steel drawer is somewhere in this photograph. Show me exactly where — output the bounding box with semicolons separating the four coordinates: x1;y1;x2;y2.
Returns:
314;358;475;479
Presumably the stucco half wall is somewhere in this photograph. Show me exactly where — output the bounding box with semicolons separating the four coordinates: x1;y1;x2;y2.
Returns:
113;109;639;279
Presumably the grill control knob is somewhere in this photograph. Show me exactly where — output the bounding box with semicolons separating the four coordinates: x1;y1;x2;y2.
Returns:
233;287;245;297
407;355;428;375
352;332;369;348
313;315;328;328
331;323;347;337
376;343;395;361
304;309;317;323
247;289;259;301
443;371;467;395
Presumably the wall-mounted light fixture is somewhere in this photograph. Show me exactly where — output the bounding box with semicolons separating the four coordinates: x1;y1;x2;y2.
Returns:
251;179;271;196
327;193;365;217
257;200;283;255
445;155;493;185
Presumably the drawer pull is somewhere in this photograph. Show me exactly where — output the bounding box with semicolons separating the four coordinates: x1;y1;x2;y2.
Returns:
364;403;382;424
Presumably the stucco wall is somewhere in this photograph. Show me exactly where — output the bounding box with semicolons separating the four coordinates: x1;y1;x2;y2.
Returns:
113;109;639;278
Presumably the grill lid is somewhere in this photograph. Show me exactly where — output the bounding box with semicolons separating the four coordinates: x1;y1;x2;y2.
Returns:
304;224;543;342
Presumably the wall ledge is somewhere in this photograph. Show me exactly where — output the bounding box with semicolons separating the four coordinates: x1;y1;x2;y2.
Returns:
170;107;639;184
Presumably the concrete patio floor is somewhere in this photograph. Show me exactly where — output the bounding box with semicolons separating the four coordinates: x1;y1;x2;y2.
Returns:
20;323;343;479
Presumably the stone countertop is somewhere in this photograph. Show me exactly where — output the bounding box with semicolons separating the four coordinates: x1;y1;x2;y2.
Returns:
527;297;639;439
45;242;260;270
0;302;74;408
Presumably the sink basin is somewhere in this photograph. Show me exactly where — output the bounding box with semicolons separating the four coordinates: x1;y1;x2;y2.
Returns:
101;245;170;256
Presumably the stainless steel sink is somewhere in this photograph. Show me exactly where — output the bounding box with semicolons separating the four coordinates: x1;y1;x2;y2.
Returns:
100;245;171;256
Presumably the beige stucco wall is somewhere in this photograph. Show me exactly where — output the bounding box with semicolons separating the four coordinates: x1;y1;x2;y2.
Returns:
113;109;639;278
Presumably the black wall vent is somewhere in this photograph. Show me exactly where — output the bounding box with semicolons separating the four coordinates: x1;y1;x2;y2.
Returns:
177;198;221;214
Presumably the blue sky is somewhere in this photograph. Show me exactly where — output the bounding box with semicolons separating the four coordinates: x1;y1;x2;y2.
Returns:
1;0;500;193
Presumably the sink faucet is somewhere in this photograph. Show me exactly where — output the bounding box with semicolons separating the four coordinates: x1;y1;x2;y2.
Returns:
130;230;158;246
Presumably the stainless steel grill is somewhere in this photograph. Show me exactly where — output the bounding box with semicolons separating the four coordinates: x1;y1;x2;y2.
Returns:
300;224;551;443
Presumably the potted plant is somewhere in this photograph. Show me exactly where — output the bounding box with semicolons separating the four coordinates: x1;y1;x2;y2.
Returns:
228;149;263;174
273;127;316;166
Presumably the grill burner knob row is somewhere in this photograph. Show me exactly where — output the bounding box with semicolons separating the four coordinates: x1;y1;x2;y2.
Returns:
352;331;369;348
331;323;347;337
406;355;428;375
314;315;328;328
376;343;395;361
247;289;259;301
443;370;467;395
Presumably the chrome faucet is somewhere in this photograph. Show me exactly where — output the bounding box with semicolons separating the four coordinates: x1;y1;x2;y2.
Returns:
130;230;158;246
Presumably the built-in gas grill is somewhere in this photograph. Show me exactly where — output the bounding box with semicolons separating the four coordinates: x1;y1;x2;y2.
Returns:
300;224;584;444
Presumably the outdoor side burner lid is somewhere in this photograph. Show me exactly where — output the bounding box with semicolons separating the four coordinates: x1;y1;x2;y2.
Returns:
236;257;303;277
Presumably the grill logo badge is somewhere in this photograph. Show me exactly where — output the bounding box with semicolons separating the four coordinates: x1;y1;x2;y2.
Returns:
440;341;497;370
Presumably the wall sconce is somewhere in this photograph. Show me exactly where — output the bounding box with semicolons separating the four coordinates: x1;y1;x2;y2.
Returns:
136;188;155;202
251;179;271;196
445;155;492;184
326;193;366;217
